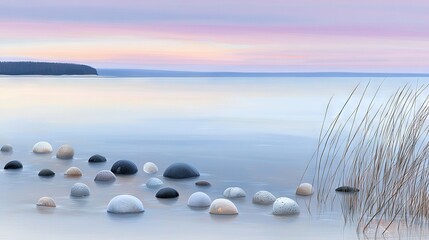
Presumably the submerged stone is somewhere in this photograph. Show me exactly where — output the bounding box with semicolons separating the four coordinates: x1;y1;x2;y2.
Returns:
143;162;158;174
70;183;90;197
64;167;82;177
88;154;107;163
94;170;116;182
223;187;246;198
156;187;179;199
195;180;211;186
163;163;200;179
296;183;314;196
252;191;276;205
1;144;13;153
33;141;53;154
38;169;55;177
188;192;211;207
36;197;56;208
145;177;164;189
107;195;144;214
56;144;74;159
272;197;300;216
335;186;360;193
111;160;138;175
209;199;238;215
4;160;23;170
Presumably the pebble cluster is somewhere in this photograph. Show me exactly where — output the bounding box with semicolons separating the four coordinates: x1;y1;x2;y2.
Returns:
0;142;324;218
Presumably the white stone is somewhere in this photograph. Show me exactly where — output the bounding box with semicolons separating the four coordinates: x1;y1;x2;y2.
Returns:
36;197;56;207
94;170;116;182
223;187;246;198
56;144;74;159
70;183;90;197
145;177;163;189
209;198;238;215
272;197;300;216
296;183;314;196
64;167;82;177
252;191;276;205
33;141;53;154
143;162;158;174
107;195;144;214
187;192;211;207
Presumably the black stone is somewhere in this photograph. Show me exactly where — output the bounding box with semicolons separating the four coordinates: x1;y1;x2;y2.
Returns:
156;187;179;198
38;169;55;177
110;160;138;175
335;186;360;193
195;180;211;186
163;163;200;179
4;160;23;170
88;154;107;163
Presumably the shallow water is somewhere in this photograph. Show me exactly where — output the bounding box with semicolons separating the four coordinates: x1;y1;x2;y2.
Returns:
0;76;428;239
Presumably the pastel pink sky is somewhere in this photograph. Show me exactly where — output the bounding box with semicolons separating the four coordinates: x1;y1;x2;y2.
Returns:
1;0;429;72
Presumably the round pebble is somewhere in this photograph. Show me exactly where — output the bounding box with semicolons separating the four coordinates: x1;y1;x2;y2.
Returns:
272;197;300;216
36;197;56;208
33;141;53;154
156;187;179;199
209;199;238;215
56;144;74;159
252;191;276;205
38;169;55;177
94;170;116;182
195;180;211;187
1;144;13;153
223;187;246;198
4;160;23;170
107;195;144;214
70;183;90;197
188;192;211;207
88;154;107;163
145;177;164;189
296;183;314;196
110;160;138;175
163;163;200;179
64;167;82;177
143;162;158;174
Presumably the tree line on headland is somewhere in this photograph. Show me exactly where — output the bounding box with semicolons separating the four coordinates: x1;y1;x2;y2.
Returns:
0;62;97;75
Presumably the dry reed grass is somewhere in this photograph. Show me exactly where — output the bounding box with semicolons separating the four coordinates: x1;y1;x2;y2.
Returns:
305;83;429;236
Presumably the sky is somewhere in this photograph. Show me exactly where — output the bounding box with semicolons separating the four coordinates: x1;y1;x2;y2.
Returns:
1;0;428;72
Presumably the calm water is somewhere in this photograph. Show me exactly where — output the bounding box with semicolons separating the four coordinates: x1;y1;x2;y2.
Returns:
0;76;427;240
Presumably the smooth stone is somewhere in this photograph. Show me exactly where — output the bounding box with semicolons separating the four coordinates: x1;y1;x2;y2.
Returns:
252;191;276;205
1;144;13;152
38;169;55;177
335;186;360;193
70;183;90;197
36;197;56;208
64;167;82;177
163;162;200;179
156;187;179;199
188;192;211;207
56;144;74;159
33;141;53;154
94;170;116;182
209;199;238;215
143;162;158;174
4;160;23;170
296;183;314;196
223;187;246;198
107;195;144;214
272;197;300;216
195;180;211;186
88;154;107;163
111;160;138;175
145;177;163;189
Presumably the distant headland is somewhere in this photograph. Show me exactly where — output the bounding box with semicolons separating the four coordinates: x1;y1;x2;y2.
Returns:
0;62;97;75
